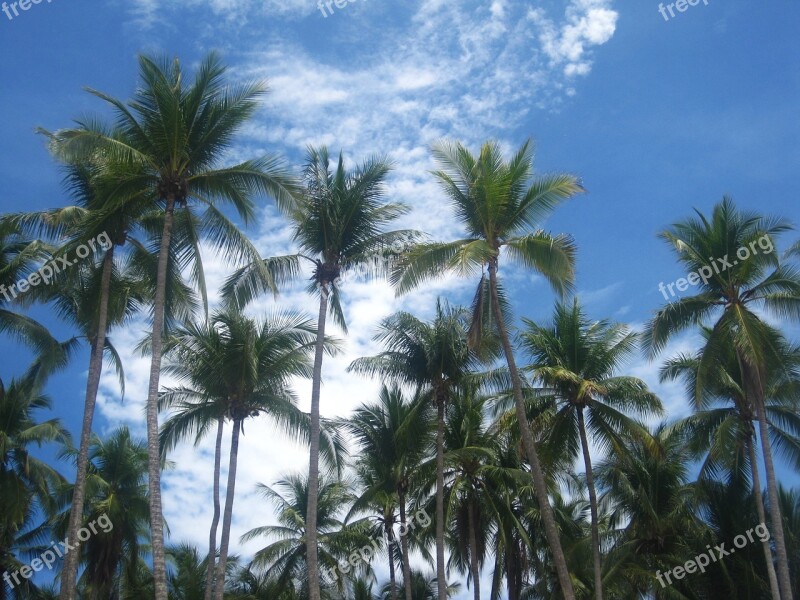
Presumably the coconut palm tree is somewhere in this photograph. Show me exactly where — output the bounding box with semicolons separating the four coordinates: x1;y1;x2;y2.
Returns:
349;302;481;600
392;139;582;599
158;308;344;600
0;366;68;600
520;299;663;600
224;146;409;600
0;219;63;367
596;425;706;598
165;543;244;600
44;52;298;598
6;155;211;600
379;571;460;600
644;197;800;599
344;385;433;600
240;473;372;597
441;387;504;600
662;326;800;600
6;164;159;600
54;427;150;600
347;480;400;600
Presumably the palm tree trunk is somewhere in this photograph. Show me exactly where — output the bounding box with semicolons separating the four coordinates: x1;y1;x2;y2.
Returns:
747;433;781;600
577;407;603;600
213;418;242;600
468;497;481;600
146;195;176;600
204;416;225;600
435;391;447;600
398;490;414;600
507;538;521;600
487;261;575;600
307;285;329;600
386;520;399;600
756;397;793;600
59;246;114;600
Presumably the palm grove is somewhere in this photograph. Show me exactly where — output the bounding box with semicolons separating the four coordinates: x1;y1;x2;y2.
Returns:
1;53;798;600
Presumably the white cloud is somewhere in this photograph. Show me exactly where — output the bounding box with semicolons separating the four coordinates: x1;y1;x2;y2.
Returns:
529;0;619;77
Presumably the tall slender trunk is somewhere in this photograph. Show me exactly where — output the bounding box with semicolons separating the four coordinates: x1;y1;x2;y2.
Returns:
468;497;481;600
398;490;413;600
756;397;793;600
146;196;176;600
204;416;225;600
577;407;603;600
435;392;447;600
306;285;329;600
739;350;793;600
386;519;399;600
506;538;521;600
748;433;781;600
213;418;242;600
487;261;575;600
59;246;114;600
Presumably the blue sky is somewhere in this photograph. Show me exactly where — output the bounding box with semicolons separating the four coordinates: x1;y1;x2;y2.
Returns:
1;0;799;595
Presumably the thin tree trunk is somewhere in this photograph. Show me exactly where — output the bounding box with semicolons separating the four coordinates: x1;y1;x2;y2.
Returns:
213;418;242;600
487;261;575;600
507;539;520;600
739;349;794;600
756;398;793;600
306;285;328;600
204;416;225;600
386;519;399;600
59;246;114;600
436;392;447;600
468;497;481;600
146;196;176;600
748;433;781;600
399;490;413;600
577;407;603;600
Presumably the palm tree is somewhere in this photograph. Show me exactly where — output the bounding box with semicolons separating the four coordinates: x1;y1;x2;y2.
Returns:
241;473;372;597
54;427;150;600
6;161;160;600
347;480;400;600
644;197;800;599
662;327;800;599
0;367;68;600
441;387;505;600
344;385;433;600
45;52;298;599
158;308;343;600
7;157;212;600
379;571;460;600
166;543;242;600
520;299;663;600
0;219;63;366
349;302;481;600
224;146;409;600
392;139;582;599
596;425;705;598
